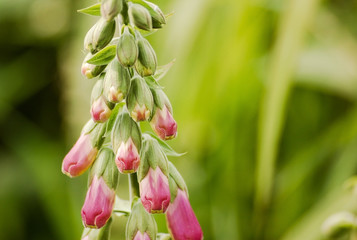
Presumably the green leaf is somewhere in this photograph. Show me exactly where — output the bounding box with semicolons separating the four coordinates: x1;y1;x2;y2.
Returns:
87;45;117;66
154;60;175;81
146;132;186;157
144;76;163;90
77;3;101;16
105;103;125;138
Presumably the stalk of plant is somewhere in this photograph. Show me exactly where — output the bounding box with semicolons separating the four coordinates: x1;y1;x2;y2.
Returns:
62;0;203;239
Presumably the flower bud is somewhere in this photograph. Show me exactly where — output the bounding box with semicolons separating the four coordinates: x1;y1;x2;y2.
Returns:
81;175;116;228
128;3;152;31
91;79;112;122
166;189;203;240
82;148;118;229
138;135;170;213
166;162;203;240
84;18;116;54
111;111;142;173
150;90;177;140
81;53;107;79
103;58;131;103
140;167;170;213
126;201;157;240
101;0;122;21
134;33;157;77
116;27;138;67
143;0;166;28
116;138;140;173
126;76;153;121
61;134;98;178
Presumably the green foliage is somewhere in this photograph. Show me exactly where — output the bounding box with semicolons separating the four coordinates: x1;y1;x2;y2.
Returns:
2;0;357;239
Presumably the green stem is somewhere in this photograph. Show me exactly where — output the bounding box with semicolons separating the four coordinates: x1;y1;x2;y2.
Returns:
253;0;321;237
129;173;140;204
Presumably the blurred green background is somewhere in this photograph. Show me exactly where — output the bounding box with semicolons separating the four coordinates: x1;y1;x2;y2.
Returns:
1;0;357;239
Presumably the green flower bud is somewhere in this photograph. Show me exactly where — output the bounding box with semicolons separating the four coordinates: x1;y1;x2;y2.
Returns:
126;76;154;121
134;33;157;77
143;0;166;28
101;0;122;21
89;147;119;189
103;58;131;103
126;201;157;240
81;53;107;79
137;134;169;182
84;17;116;54
111;111;142;159
91;78;113;123
128;3;152;31
116;27;138;67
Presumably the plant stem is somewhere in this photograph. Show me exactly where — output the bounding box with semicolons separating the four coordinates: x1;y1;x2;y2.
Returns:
253;0;321;237
129;173;140;204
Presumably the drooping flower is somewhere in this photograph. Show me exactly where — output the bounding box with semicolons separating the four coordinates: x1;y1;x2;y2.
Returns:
62;134;98;178
166;189;203;240
81;175;116;229
140;167;170;213
91;96;112;123
115;137;140;173
150;105;177;140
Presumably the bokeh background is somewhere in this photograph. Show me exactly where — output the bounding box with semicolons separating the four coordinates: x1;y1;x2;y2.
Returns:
1;0;357;239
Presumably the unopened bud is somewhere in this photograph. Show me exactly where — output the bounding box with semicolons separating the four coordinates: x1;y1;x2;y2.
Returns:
143;0;166;28
103;58;131;103
126;201;157;240
91;79;112;122
166;189;203;240
138;135;170;213
150;89;177;140
116;27;138;67
128;3;152;31
61;134;98;178
101;0;122;21
135;33;157;77
81;175;116;229
111;111;142;173
84;18;116;54
82;148;118;229
81;53;107;79
126;76;153;121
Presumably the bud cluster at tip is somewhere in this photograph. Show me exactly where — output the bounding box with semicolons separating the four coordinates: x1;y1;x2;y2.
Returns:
63;0;202;239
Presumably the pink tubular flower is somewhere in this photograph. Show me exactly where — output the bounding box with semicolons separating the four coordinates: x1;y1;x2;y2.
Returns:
91;96;112;123
140;167;170;214
166;189;203;240
62;134;98;177
131;103;151;122
108;86;124;103
115;138;140;173
81;237;89;240
133;232;151;240
81;176;115;229
150;105;177;140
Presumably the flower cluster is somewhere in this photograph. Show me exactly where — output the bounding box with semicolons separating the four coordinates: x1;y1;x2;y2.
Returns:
62;0;203;239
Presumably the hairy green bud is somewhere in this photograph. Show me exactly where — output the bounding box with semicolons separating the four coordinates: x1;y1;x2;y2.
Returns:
84;17;116;54
126;76;154;121
104;59;131;103
135;33;157;77
117;26;138;67
128;3;152;31
101;0;122;21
